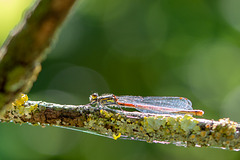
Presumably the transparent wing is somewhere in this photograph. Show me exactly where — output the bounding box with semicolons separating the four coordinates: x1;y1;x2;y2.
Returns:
116;96;193;110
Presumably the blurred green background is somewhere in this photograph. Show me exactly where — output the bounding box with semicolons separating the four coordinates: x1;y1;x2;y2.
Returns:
1;0;240;159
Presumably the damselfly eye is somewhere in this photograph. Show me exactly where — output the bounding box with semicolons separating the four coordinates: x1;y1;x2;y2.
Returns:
91;93;98;97
89;93;99;103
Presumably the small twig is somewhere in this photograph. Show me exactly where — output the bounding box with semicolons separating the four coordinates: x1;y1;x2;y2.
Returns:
0;0;77;112
1;94;240;151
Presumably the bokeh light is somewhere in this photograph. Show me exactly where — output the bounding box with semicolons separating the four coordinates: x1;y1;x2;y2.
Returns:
0;0;34;45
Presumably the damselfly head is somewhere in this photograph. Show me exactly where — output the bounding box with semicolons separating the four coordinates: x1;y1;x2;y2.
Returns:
89;93;99;104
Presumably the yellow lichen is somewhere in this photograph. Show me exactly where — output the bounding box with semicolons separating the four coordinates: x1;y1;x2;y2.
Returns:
100;109;113;119
200;131;207;137
10;94;38;117
189;134;196;139
165;129;170;134
215;132;221;141
227;135;234;140
111;118;115;122
13;94;28;107
113;133;121;140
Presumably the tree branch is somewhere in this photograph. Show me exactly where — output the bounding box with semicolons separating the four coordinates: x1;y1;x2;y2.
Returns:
1;94;239;151
0;0;77;112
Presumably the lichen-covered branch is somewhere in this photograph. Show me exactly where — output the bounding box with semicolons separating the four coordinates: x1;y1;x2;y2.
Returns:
0;0;77;112
1;94;240;151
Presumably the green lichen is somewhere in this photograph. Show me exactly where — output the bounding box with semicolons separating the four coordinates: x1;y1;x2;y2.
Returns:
180;114;198;133
82;110;240;150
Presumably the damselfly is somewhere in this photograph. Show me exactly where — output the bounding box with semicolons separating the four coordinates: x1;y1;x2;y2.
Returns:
89;93;204;116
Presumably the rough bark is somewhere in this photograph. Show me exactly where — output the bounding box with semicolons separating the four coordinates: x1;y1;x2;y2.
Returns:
0;0;76;112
